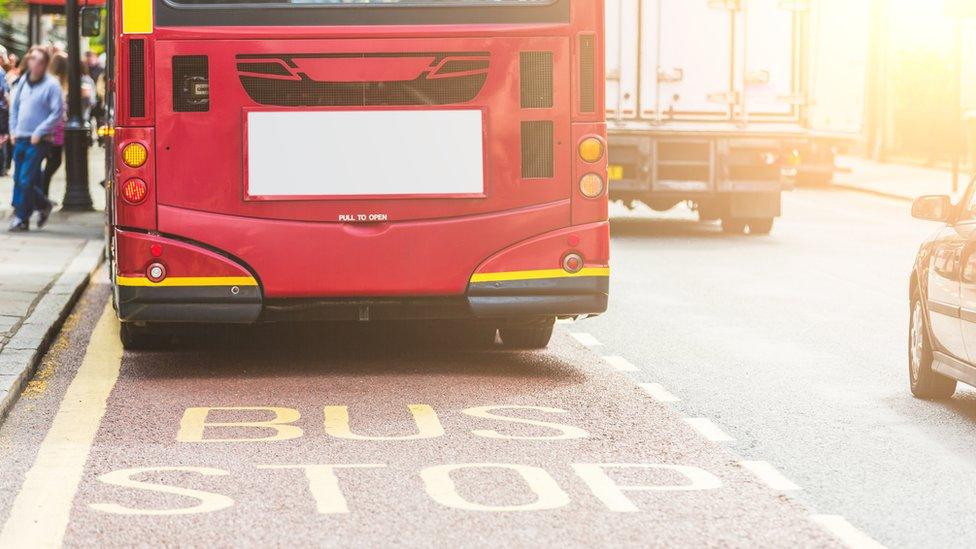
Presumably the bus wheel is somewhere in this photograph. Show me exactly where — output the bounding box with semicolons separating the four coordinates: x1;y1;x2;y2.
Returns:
720;218;747;234
747;218;774;235
443;322;497;349
499;320;554;350
120;322;171;351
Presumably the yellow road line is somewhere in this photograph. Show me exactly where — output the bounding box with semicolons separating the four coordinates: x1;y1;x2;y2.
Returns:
470;267;609;283
0;302;123;549
116;276;258;287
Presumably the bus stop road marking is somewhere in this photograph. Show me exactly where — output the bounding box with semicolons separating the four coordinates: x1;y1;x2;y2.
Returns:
0;302;122;549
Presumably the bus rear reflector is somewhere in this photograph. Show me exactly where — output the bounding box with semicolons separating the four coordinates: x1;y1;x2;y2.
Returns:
563;253;584;274
146;262;166;283
121;178;148;204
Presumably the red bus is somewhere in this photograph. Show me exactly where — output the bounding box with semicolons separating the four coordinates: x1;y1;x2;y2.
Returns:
106;0;609;350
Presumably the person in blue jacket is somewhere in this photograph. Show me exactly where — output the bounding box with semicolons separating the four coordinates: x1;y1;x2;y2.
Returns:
8;47;62;232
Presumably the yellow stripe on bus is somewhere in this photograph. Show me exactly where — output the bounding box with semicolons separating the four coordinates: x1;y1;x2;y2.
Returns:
116;276;258;287
470;267;610;284
122;0;153;34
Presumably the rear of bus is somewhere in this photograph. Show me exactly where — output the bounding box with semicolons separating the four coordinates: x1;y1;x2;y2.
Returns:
109;0;609;348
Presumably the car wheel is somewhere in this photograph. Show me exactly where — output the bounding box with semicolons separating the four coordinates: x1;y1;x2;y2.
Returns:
721;218;747;234
747;218;774;235
499;321;554;350
909;291;957;399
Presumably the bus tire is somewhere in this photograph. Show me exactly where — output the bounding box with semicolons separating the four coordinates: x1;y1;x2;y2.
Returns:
721;218;747;234
120;322;170;351
747;218;774;235
500;322;554;350
443;322;497;349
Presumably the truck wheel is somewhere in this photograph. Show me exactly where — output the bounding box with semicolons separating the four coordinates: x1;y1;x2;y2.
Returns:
747;218;774;235
500;321;554;350
909;292;957;399
120;322;171;351
721;218;747;234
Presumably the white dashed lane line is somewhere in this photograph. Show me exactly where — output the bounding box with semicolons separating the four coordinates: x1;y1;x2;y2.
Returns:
739;460;801;491
639;383;680;402
601;355;639;372
579;332;884;549
683;417;735;442
811;515;888;549
570;332;602;346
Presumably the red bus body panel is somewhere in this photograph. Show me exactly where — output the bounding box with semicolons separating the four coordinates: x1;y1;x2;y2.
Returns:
111;0;608;321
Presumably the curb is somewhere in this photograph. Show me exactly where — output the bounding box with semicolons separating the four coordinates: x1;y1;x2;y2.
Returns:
831;183;913;203
0;239;105;421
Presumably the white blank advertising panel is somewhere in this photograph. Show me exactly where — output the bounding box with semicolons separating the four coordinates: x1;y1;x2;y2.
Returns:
246;109;485;198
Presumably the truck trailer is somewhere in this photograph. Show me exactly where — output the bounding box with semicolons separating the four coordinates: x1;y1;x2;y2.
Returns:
605;0;870;234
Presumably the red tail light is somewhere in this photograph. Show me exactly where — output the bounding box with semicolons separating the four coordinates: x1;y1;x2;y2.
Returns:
121;178;148;204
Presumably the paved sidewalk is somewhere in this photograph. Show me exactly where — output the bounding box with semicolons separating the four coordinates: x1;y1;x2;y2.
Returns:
834;155;967;201
0;148;106;419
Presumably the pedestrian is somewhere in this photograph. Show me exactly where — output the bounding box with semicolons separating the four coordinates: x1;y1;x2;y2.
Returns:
41;52;68;198
0;46;11;177
84;51;103;83
7;47;62;232
4;53;26;175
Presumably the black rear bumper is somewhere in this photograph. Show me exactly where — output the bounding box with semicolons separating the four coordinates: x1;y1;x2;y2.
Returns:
116;275;608;324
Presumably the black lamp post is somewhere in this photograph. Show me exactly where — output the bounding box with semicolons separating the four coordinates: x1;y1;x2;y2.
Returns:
61;0;94;211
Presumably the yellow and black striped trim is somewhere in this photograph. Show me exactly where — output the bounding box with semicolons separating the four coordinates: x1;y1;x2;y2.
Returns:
116;276;258;287
469;267;609;284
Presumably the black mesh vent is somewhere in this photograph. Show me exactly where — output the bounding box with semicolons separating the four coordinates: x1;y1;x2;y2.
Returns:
236;53;490;107
237;62;292;76
437;59;489;75
579;35;595;113
128;40;145;118
520;51;553;109
520;121;554;179
173;56;210;112
238;75;487;107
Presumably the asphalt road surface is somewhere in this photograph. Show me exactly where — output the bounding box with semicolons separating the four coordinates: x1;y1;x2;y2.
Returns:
0;188;959;548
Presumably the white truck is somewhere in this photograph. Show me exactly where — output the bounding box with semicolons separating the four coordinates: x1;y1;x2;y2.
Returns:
605;0;871;233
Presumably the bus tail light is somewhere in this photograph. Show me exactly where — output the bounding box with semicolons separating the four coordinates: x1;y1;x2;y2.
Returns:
579;173;604;199
121;142;148;167
578;136;604;163
121;178;148;204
